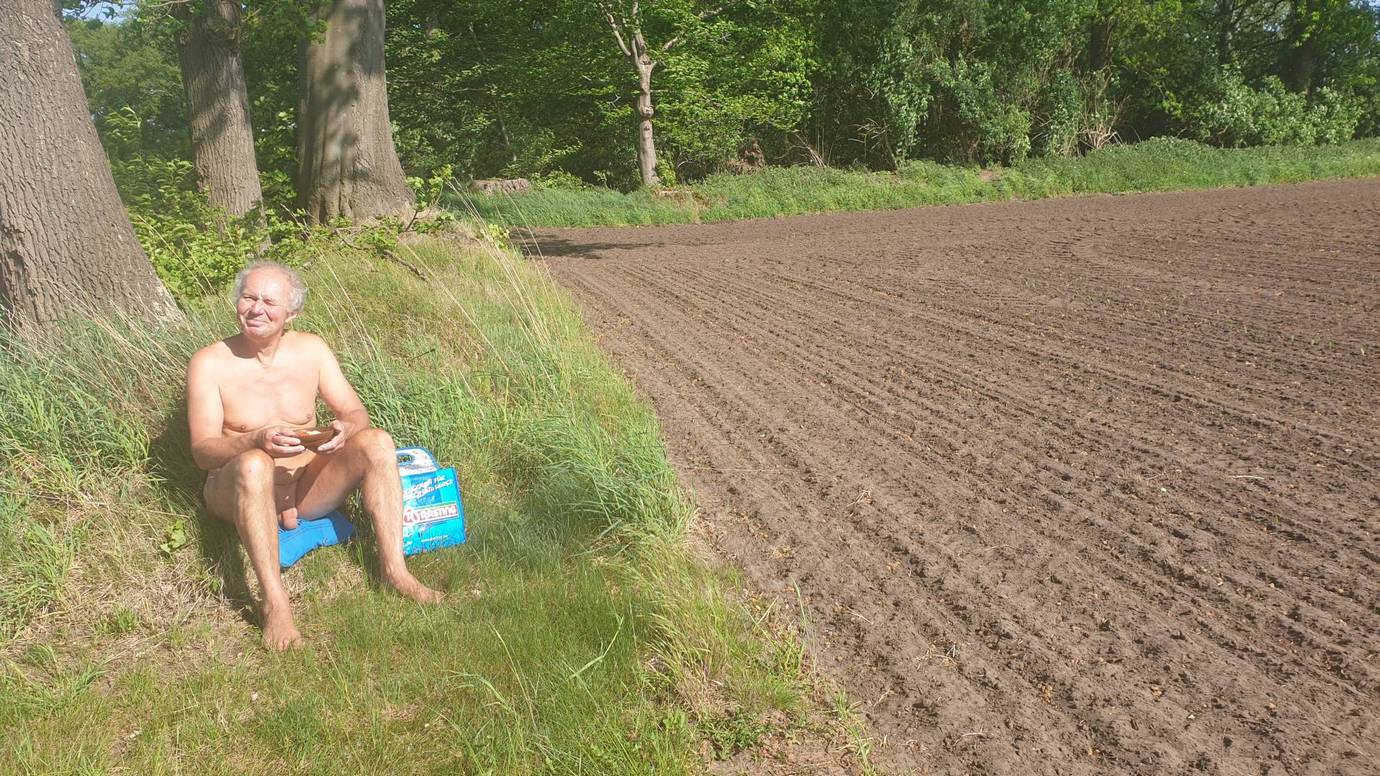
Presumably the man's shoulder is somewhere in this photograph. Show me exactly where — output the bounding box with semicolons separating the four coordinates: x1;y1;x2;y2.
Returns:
286;330;327;346
189;338;234;371
285;330;331;355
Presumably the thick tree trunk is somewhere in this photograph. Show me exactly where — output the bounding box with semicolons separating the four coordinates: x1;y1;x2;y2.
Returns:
0;0;180;332
1214;0;1237;63
1283;1;1318;94
177;0;263;223
297;0;415;224
634;57;661;188
1086;0;1113;72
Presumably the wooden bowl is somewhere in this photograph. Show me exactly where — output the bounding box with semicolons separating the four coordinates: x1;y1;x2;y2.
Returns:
293;426;337;449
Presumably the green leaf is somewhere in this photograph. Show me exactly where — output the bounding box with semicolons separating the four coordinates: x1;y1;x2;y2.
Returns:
159;519;188;556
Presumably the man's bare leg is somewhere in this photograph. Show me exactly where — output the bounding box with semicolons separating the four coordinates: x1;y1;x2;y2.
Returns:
204;450;303;651
295;428;443;603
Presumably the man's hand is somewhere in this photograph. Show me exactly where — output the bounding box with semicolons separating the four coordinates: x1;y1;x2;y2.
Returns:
256;425;306;458
313;419;352;455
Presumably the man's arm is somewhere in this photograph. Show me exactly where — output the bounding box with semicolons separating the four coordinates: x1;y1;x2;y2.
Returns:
186;348;303;470
312;337;370;455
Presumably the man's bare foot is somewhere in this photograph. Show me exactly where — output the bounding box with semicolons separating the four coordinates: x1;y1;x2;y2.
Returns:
385;569;445;604
262;604;303;651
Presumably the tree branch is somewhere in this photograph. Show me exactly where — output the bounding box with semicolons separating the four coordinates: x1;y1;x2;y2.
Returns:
662;4;726;51
632;26;650;59
697;4;725;21
600;1;634;58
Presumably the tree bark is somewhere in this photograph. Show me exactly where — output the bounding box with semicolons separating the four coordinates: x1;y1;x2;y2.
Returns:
1086;0;1114;72
634;56;660;188
177;0;264;224
0;0;180;332
297;0;415;224
1214;0;1237;64
1282;0;1318;94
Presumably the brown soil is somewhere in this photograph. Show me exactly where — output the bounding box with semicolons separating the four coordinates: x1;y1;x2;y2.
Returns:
532;180;1380;775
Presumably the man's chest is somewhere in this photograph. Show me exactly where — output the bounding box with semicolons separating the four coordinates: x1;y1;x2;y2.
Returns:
218;361;319;430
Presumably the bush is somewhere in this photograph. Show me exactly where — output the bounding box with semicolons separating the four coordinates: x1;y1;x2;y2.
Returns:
1037;70;1084;158
1187;68;1362;147
935;59;1032;164
100;107;278;298
1034;71;1120;157
109;155;265;298
531;169;586;191
1311;88;1366;144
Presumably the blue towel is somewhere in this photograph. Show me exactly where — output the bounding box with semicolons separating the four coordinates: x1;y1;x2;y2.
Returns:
278;511;355;568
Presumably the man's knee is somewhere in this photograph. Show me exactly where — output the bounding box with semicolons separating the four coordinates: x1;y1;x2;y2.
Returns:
230;449;274;491
351;427;396;462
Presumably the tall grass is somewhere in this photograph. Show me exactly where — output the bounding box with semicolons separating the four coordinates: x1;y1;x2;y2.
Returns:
453;137;1380;228
0;234;834;773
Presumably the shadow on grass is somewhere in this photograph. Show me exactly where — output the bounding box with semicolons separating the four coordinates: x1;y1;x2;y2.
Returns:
339;497;387;593
146;400;255;625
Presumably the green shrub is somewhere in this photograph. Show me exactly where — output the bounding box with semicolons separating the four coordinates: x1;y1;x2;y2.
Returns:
406;163;456;214
1187;69;1363;147
109;140;453;302
1311;87;1367;144
937;58;1033;164
531;169;586;191
1037;70;1085;158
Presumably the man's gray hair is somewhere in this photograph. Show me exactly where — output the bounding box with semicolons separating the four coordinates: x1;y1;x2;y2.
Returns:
233;261;308;312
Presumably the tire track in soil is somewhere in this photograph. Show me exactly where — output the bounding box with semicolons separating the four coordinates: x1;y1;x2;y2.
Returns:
531;179;1380;775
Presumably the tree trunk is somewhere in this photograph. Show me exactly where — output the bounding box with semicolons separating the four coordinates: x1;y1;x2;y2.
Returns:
1214;0;1237;64
634;57;661;188
1087;0;1113;72
297;0;415;224
0;0;180;332
599;3;662;188
177;0;263;224
1283;1;1318;94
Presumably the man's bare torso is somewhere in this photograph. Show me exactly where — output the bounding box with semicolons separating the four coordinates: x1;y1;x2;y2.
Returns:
200;331;323;520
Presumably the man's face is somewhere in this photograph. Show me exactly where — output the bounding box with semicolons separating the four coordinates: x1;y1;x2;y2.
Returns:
236;269;298;339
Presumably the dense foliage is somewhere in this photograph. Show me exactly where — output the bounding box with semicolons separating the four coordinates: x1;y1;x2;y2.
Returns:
71;0;1380;201
809;0;1380;166
394;0;1380;177
381;0;818;186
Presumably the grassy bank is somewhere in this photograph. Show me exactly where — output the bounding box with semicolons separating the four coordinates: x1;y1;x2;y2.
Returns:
452;137;1380;228
0;234;861;773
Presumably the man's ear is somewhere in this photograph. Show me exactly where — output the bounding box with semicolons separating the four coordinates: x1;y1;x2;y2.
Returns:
286;309;300;328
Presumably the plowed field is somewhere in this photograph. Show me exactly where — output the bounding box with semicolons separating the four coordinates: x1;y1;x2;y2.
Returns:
532;180;1380;775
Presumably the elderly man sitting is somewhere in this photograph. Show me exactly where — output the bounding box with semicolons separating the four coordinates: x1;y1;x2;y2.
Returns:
186;261;443;651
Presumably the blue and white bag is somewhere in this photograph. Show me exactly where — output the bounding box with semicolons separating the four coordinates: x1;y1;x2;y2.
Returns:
397;446;466;556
